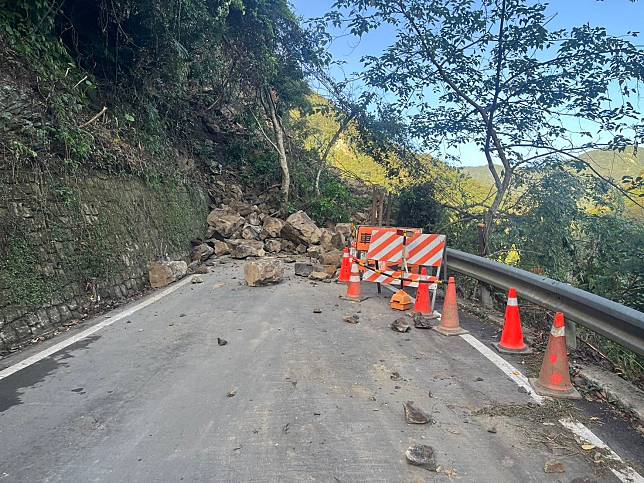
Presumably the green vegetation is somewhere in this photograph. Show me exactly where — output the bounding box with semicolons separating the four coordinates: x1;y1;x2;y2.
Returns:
0;1;642;378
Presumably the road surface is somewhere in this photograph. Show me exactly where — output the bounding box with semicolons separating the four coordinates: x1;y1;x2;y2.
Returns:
1;257;642;482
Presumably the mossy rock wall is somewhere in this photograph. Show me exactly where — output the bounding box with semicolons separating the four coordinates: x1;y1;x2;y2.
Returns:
0;167;208;352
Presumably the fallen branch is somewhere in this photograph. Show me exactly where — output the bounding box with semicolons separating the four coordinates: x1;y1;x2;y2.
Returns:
78;106;107;129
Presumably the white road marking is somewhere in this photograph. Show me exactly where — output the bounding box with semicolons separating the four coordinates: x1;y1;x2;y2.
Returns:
459;334;642;482
0;276;193;381
559;419;644;483
459;333;544;404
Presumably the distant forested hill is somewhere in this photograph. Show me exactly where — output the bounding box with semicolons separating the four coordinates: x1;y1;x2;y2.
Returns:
462;148;643;186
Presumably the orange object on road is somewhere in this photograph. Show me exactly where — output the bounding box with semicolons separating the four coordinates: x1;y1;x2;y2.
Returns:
390;290;412;311
341;261;365;302
413;267;432;315
338;247;351;283
530;313;580;399
434;277;468;336
493;288;530;354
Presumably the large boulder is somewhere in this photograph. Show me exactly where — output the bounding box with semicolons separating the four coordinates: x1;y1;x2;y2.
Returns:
212;240;231;256
264;239;282;253
320;229;344;252
246;212;261;226
149;260;186;288
262;216;284;238
294;262;314;277
241;224;261;240
282;211;321;245
334;223;353;239
191;243;214;262
206;208;245;238
306;246;324;260
228;199;254;216
244;258;284;287
167;261;188;280
319;249;343;269
149;261;175;289
228;239;265;259
280;239;296;254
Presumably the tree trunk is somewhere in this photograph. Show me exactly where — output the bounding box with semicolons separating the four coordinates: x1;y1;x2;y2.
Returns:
478;168;512;308
315;112;355;195
481;168;513;256
263;88;290;213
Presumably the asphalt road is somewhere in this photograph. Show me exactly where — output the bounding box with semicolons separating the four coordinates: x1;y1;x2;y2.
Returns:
0;257;642;482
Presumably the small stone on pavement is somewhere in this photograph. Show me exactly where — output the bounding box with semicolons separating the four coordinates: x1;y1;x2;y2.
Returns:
405;444;437;471
391;317;411;333
403;401;433;424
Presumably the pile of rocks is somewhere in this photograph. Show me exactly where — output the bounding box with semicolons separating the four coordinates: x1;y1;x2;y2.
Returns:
200;202;351;281
149;191;352;288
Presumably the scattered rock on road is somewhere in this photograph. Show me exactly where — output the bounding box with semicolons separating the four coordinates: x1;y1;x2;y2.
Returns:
294;262;314;277
543;460;565;473
227;388;238;398
244;258;284;286
390;371;402;381
313;308;322;314
149;260;187;288
391;317;411;333
309;271;331;281
403;401;433;424
343;314;359;324
217;337;228;346
405;444;437;471
413;313;435;329
191;275;204;284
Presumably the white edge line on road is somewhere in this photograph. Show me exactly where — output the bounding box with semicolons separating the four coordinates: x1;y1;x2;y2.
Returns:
0;276;193;382
459;333;544;404
459;333;642;482
381;283;640;481
559;418;644;483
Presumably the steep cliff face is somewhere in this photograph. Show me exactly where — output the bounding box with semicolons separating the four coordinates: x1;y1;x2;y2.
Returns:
0;167;208;353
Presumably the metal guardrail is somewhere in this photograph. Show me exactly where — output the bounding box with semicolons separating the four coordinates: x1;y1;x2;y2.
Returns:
445;248;644;356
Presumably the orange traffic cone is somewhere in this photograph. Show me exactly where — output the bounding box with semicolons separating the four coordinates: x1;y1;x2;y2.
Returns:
530;313;580;399
493;288;531;354
434;277;468;336
413;267;432;315
338;247;351;283
340;260;366;302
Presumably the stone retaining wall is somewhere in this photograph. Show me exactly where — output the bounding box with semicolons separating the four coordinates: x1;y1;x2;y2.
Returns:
0;166;208;353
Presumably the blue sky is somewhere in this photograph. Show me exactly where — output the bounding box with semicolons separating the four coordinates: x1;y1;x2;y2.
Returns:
290;1;644;166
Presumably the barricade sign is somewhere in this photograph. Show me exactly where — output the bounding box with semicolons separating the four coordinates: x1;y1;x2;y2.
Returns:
405;234;446;267
356;228;447;313
355;225;422;253
366;229;404;263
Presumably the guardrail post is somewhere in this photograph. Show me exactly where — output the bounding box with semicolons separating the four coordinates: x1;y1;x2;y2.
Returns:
566;320;577;350
476;223;493;308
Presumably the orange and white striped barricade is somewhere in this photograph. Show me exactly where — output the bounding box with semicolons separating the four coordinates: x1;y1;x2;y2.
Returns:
355;225;422;258
364;228;406;293
405;233;446;311
362;267;438;289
